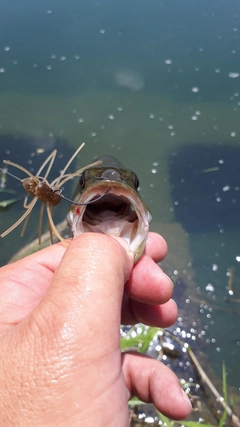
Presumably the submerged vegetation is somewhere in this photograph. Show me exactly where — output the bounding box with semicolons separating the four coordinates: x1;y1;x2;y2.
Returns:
0;188;20;210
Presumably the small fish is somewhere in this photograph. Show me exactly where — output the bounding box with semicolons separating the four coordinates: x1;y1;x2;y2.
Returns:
67;155;152;262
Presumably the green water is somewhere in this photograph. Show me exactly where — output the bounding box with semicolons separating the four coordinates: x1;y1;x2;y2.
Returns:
0;0;240;392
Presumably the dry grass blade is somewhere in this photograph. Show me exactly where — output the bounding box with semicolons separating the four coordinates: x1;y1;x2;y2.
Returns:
187;346;240;427
164;330;240;426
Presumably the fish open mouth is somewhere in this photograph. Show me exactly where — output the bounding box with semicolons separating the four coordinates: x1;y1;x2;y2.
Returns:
67;182;151;262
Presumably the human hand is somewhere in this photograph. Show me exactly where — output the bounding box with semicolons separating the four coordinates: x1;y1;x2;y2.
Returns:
0;233;191;426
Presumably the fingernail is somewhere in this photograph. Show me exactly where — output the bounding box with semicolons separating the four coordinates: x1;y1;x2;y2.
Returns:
166;274;174;289
181;389;192;410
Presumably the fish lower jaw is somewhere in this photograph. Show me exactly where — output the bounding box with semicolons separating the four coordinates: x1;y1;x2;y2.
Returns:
72;216;148;262
82;219;129;237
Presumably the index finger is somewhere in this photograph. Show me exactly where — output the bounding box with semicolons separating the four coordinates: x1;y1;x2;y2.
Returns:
145;232;168;262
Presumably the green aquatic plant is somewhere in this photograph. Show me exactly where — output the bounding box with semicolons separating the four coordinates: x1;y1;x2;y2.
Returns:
121;325;160;353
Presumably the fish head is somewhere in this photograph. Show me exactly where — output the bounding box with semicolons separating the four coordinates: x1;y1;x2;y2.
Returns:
67;155;152;262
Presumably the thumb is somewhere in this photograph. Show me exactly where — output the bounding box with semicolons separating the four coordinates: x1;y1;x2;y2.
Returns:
33;233;134;356
0;234;134;426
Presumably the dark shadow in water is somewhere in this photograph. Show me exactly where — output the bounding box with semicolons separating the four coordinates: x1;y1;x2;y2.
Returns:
169;143;240;232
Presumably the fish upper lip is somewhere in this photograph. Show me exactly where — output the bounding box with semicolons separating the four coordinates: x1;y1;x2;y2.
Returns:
67;181;151;262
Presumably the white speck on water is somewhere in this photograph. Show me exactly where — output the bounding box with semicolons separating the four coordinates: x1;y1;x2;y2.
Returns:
229;72;239;78
212;264;218;271
199;47;204;51
191;115;198;120
206;283;215;291
145;417;155;423
149;113;155;119
174;200;179;205
4;46;10;51
192;86;199;93
159;116;163;121
233;27;238;31
223;185;230;192
236;256;240;262
100;29;105;34
46;65;52;70
75;55;80;59
91;132;97;137
33;63;38;68
215;68;221;73
108;114;114;120
51;54;56;59
231;131;236;137
234;92;239;97
219;159;224;164
60;56;66;61
195;110;201;115
72;109;77;113
151;168;157;174
78;118;84;123
168;124;174;129
170;131;175;136
216;197;222;202
117;106;123;111
195;66;200;71
13;60;18;65
173;270;178;275
165;58;172;64
152;162;159;166
46;9;52;14
0;68;5;73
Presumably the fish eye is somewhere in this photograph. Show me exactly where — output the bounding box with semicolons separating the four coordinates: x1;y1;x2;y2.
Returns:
79;172;85;188
134;174;139;189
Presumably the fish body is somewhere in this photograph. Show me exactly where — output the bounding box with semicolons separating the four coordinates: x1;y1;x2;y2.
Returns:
67;155;152;262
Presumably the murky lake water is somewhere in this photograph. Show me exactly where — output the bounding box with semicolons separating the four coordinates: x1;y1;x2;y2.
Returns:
0;0;239;393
